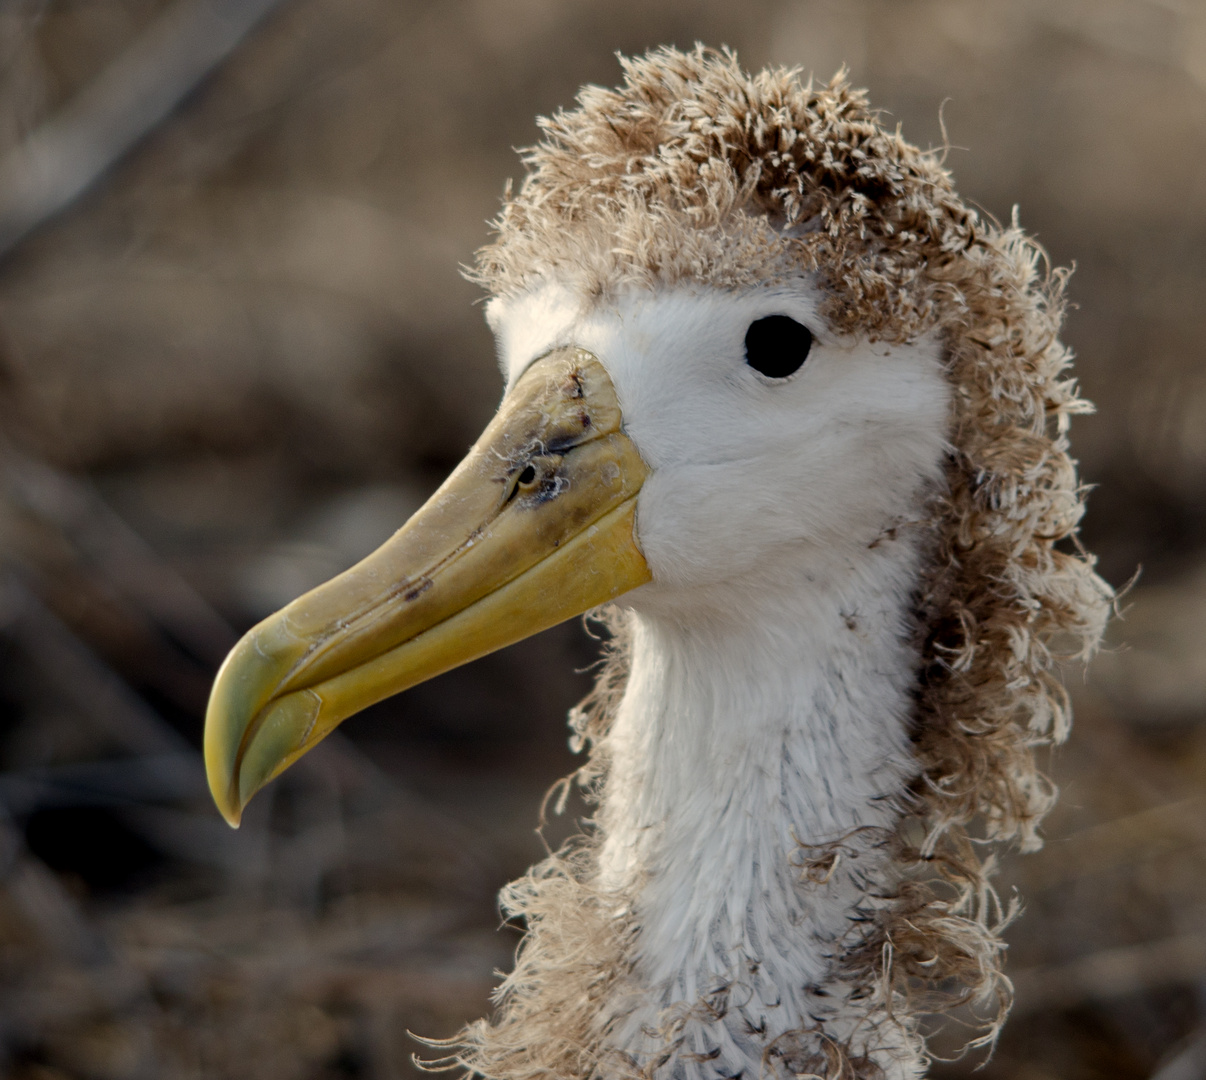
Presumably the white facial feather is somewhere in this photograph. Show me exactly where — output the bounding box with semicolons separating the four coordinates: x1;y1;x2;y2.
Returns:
490;282;948;605
488;281;950;1080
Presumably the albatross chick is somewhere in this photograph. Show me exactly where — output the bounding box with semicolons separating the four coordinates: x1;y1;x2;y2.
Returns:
203;46;1112;1080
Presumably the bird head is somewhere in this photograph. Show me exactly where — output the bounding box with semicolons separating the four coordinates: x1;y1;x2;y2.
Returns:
204;48;1108;892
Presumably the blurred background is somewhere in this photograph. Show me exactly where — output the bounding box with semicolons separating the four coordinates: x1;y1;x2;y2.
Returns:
0;1;1202;1078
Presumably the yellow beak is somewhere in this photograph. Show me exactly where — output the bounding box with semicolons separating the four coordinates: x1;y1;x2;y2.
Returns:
204;348;651;826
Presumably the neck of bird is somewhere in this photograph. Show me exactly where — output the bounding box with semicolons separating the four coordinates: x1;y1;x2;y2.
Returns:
595;539;926;1063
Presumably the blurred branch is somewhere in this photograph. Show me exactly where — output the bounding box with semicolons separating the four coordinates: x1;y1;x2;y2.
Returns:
1012;932;1206;1016
0;0;292;258
0;753;204;815
1026;795;1206;891
0;573;192;756
3;451;237;666
1151;1027;1206;1080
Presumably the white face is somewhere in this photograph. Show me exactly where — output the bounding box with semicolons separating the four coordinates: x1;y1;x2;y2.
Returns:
487;280;951;614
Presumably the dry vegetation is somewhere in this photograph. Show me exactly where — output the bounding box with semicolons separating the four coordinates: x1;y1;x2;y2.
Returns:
0;1;1203;1078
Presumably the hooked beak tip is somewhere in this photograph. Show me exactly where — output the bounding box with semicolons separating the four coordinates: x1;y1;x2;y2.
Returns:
201;346;651;824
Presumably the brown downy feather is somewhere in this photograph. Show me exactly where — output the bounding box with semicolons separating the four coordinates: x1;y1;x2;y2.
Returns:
435;45;1112;1080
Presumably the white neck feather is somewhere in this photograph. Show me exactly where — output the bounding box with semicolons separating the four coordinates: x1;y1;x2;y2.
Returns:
486;280;951;1079
597;538;927;1078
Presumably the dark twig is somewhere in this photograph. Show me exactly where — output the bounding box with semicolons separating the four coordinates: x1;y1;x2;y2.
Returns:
3;451;237;665
0;572;191;756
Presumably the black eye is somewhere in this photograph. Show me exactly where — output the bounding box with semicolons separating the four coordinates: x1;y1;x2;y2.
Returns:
744;315;813;379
